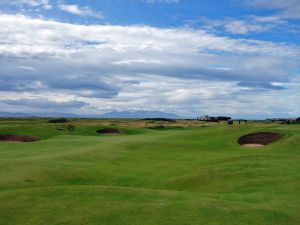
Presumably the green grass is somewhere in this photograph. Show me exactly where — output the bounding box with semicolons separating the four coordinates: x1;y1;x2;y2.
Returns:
0;119;299;225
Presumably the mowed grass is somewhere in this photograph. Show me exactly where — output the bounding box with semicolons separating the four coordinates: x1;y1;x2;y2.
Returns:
0;119;299;225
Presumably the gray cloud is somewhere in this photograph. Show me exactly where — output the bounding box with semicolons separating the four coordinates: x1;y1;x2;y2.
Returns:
237;82;287;90
0;98;88;110
245;0;300;19
189;14;300;38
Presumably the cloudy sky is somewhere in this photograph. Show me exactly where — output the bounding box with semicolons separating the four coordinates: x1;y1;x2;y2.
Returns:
0;0;300;118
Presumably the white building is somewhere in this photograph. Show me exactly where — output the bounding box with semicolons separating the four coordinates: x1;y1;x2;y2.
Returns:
197;115;211;121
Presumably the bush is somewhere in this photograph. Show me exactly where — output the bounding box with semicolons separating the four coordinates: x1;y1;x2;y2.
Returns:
142;118;176;122
148;125;166;129
97;128;119;134
66;124;76;131
48;118;68;123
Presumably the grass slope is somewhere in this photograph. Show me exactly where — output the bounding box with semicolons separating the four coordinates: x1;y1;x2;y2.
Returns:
0;119;299;225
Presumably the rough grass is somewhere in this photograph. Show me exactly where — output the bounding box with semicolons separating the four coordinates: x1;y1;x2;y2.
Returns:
0;119;299;225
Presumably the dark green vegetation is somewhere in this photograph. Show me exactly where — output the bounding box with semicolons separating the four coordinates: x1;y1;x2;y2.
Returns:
48;118;69;123
0;118;299;225
142;118;177;122
97;128;120;134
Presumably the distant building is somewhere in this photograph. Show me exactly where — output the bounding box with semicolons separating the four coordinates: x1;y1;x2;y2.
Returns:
197;115;220;122
197;115;231;121
198;115;211;121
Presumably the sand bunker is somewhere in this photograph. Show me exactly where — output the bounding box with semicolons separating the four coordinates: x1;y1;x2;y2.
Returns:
0;134;40;142
238;132;283;147
97;128;120;134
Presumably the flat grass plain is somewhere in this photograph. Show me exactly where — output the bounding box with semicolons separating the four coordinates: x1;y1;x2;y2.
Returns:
0;118;299;225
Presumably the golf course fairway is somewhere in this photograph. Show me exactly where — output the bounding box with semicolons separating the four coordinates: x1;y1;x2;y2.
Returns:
0;119;299;225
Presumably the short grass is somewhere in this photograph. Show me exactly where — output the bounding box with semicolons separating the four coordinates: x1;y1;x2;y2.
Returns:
0;119;299;225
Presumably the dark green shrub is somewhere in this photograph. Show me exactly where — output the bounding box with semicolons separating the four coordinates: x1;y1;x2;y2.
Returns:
142;118;176;122
48;118;68;123
66;124;76;131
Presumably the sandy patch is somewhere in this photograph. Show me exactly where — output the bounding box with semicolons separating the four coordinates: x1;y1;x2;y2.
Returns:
0;134;40;142
238;132;283;147
243;144;265;148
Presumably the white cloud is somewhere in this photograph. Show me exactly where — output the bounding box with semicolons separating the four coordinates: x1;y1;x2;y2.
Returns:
58;4;104;18
224;20;267;34
1;14;298;57
250;15;283;23
5;0;52;10
196;16;289;35
0;14;299;117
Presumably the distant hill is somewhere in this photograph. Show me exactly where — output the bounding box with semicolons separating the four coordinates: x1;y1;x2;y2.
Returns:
0;112;34;118
0;110;184;119
99;110;183;119
0;112;94;118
